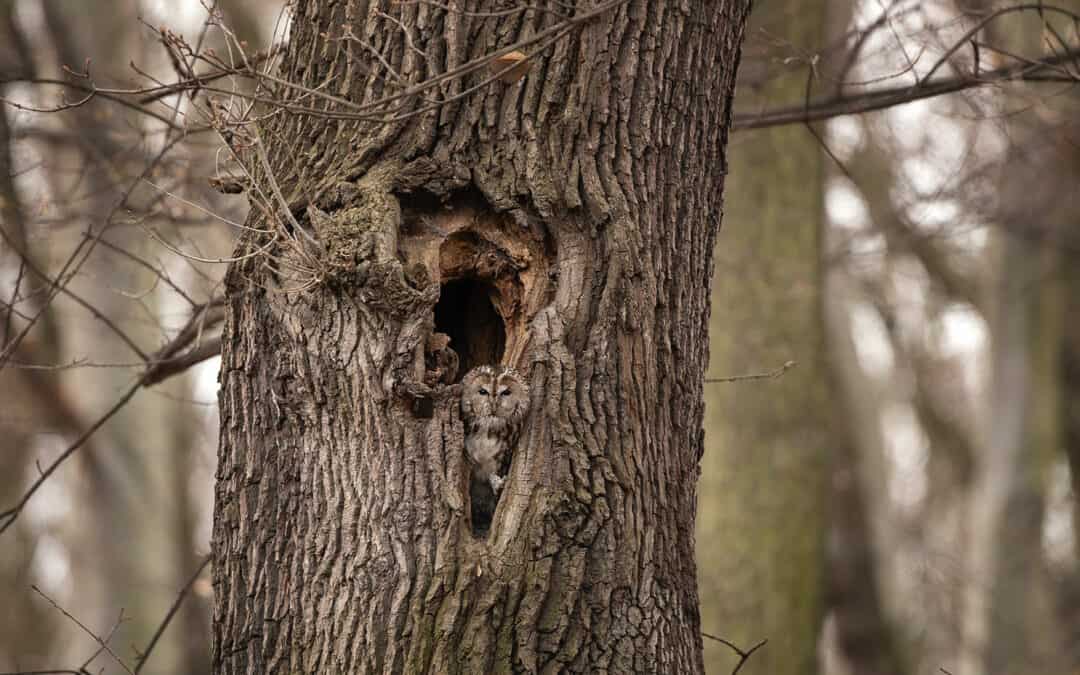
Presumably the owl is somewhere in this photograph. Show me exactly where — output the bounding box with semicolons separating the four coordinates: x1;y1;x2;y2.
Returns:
460;365;529;494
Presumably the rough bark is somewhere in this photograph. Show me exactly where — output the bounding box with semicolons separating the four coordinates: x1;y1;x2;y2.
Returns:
212;1;751;673
696;1;831;673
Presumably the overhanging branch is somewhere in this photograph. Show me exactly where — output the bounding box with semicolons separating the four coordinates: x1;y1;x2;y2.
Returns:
733;47;1080;131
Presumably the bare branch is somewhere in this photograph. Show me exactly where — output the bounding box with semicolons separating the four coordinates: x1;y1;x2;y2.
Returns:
0;377;143;537
705;361;797;384
701;633;769;675
30;586;134;675
133;555;212;674
733;47;1080;131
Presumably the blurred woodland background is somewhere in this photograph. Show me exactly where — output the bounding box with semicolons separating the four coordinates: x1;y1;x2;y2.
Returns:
0;0;1078;673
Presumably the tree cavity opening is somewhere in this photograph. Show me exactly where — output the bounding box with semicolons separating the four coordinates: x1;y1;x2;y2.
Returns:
433;278;506;381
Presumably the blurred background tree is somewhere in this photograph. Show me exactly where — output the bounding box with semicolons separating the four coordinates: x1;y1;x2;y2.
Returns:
698;0;832;672
699;1;1080;674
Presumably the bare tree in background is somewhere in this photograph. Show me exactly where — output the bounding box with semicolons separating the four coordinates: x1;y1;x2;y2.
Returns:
698;0;833;672
0;1;274;672
815;2;1080;674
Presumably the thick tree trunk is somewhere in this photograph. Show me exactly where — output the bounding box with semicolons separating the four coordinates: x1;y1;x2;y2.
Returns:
212;1;751;672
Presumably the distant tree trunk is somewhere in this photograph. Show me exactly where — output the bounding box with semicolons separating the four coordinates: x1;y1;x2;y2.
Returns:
696;1;831;673
1064;236;1080;670
960;8;1075;674
983;243;1065;674
0;8;58;667
36;5;199;670
211;1;751;672
823;275;910;675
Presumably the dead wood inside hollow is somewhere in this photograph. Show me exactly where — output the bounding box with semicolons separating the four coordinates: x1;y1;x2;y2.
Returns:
398;202;553;385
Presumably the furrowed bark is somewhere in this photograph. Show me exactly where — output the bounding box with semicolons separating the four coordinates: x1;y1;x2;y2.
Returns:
212;1;751;672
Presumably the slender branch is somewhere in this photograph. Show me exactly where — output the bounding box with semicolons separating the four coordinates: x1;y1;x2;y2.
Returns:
0;75;187;129
0;376;144;536
705;361;796;384
133;554;212;674
0;233;92;368
30;586;134;675
733;47;1080;131
76;609;127;672
702;633;769;675
95;237;198;307
0;296;225;536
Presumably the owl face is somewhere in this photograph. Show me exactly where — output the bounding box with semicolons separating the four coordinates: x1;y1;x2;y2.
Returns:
461;365;528;424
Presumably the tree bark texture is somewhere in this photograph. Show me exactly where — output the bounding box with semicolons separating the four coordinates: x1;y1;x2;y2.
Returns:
212;1;751;673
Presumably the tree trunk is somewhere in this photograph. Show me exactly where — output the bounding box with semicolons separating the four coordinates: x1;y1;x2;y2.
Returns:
1064;236;1080;671
959;8;1076;673
696;1;830;673
823;274;909;675
211;2;751;673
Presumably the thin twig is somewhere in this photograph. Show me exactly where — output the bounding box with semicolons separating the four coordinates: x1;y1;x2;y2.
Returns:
705;361;796;384
701;633;768;675
31;586;134;675
133;554;211;674
0;377;144;536
78;610;128;672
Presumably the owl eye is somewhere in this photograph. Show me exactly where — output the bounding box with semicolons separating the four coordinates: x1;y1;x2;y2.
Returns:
499;389;510;397
478;387;489;396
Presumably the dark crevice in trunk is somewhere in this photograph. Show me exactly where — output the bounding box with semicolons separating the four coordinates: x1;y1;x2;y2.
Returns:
434;278;506;380
433;277;509;536
469;480;499;538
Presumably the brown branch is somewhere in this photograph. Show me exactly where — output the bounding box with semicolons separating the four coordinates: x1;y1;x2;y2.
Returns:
0;376;144;536
0;232;93;368
0;229;150;361
733;47;1080;131
133;554;211;674
0;116;190;370
30;587;134;675
135;50;276;104
143;335;222;386
94;237;198;307
702;633;768;675
705;360;796;383
2;557;212;674
0;75;188;130
0;297;225;536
